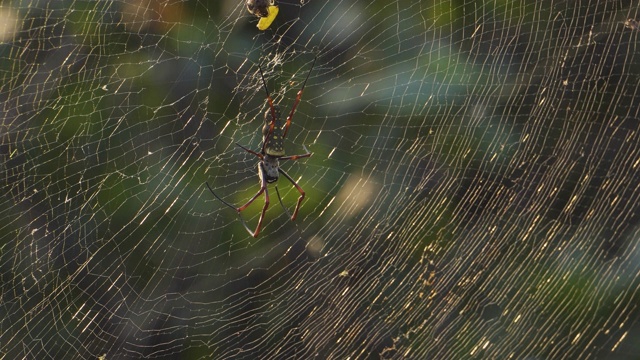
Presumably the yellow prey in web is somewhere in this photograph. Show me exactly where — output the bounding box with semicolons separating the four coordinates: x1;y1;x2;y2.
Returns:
246;0;279;30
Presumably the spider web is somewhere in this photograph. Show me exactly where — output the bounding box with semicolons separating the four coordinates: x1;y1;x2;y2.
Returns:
1;0;640;358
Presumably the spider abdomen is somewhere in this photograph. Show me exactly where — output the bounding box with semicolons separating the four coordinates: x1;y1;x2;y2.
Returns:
263;106;285;157
265;132;285;157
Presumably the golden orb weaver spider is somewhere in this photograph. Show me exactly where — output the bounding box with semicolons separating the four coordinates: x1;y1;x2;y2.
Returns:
207;58;316;237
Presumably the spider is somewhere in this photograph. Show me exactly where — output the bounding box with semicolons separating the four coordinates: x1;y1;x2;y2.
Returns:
207;58;316;237
246;0;279;30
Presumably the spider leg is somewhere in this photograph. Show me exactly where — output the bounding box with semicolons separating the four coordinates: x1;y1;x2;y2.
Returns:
206;182;256;237
235;164;270;237
252;164;270;237
236;143;263;159
206;162;270;238
277;145;311;219
277;168;305;221
283;56;317;139
280;145;312;161
258;64;278;153
206;182;237;211
274;185;293;219
234;183;267;237
236;182;265;212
